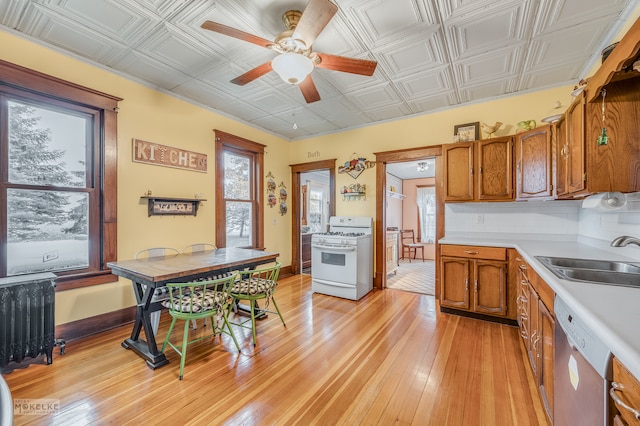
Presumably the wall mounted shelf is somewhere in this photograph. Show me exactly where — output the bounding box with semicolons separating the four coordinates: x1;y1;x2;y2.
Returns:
141;196;206;217
387;190;406;200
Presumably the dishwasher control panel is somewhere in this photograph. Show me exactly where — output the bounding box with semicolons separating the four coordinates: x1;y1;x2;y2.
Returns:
555;297;612;379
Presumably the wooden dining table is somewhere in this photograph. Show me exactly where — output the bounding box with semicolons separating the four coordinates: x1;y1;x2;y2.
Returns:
107;248;279;369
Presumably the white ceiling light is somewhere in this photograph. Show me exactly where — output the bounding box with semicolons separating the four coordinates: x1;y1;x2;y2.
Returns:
271;52;314;85
417;162;429;172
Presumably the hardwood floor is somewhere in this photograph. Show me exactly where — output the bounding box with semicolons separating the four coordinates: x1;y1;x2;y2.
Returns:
4;274;548;425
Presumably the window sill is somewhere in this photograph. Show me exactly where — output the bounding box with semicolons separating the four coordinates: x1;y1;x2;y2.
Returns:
55;271;118;291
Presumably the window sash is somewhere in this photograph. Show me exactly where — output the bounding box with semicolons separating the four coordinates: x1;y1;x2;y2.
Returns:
215;131;264;250
0;59;120;288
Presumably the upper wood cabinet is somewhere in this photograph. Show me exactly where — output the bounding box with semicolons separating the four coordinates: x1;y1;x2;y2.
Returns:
515;125;554;200
443;137;513;202
584;78;640;194
556;92;586;198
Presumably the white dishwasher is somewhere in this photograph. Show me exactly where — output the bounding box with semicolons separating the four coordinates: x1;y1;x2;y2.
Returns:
554;297;613;426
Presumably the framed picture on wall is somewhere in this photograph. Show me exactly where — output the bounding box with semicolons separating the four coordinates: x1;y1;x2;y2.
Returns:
454;122;480;142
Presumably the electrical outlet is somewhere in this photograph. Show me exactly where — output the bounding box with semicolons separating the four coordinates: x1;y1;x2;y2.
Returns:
273;218;277;225
476;214;484;224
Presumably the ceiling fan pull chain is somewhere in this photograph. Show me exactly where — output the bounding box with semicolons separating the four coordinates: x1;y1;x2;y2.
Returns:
597;89;609;145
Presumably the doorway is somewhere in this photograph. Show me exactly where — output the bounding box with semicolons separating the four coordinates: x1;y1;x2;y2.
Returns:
299;170;330;274
374;146;444;298
290;159;336;276
385;162;436;295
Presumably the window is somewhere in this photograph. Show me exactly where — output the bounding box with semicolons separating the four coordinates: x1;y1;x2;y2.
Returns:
214;130;264;249
417;186;436;244
0;60;120;290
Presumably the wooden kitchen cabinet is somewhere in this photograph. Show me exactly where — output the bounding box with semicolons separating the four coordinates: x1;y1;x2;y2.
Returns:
440;245;510;318
386;231;398;275
611;357;640;426
513;251;555;424
556;91;587;198
515;125;554;200
538;298;555;421
443;137;513;202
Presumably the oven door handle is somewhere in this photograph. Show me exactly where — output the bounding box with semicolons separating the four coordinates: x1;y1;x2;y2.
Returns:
311;244;356;251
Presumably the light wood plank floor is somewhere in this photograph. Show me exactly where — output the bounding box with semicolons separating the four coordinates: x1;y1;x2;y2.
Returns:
4;274;548;425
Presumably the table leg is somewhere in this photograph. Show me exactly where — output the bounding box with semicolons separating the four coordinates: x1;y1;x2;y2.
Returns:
121;281;168;369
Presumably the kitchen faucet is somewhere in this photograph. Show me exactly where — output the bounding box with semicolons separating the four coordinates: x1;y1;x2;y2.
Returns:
610;235;640;247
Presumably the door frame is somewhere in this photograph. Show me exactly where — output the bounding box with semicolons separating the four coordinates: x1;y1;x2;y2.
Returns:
289;159;336;275
374;146;444;296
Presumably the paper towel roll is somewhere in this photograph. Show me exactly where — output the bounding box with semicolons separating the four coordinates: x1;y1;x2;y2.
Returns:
581;192;627;210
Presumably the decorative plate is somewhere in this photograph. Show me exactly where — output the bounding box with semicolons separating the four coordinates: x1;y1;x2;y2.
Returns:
541;114;562;123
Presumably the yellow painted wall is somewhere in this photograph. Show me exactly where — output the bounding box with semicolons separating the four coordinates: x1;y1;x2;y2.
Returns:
288;84;575;215
0;29;291;324
0;27;581;326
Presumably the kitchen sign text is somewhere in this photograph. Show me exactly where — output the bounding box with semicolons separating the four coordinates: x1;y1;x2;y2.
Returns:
133;139;207;172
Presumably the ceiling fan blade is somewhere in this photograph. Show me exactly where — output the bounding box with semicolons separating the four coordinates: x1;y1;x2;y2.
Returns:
201;21;273;49
294;0;338;48
230;62;273;86
299;75;321;103
314;52;377;76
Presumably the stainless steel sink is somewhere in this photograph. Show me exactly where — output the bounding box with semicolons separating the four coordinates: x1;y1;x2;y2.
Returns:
537;256;640;273
536;256;640;288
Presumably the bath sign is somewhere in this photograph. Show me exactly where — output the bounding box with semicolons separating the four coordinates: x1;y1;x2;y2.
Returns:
133;139;207;172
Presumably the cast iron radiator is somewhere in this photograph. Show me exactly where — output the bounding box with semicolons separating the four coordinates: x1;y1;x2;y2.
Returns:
0;272;57;373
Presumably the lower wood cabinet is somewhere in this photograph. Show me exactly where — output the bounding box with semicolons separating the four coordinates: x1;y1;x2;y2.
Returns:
512;250;555;424
611;357;640;426
440;245;512;318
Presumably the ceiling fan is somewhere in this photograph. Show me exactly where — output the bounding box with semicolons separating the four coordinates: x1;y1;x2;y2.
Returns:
201;0;377;103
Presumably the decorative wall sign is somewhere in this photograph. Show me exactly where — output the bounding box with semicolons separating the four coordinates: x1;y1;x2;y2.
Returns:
133;139;207;172
266;172;276;208
141;196;205;216
278;182;287;216
338;153;375;179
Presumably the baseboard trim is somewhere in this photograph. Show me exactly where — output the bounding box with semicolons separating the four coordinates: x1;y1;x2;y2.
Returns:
56;306;136;342
279;264;293;278
440;307;518;327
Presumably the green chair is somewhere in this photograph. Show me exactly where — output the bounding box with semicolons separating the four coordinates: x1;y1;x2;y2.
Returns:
161;274;240;380
230;262;285;346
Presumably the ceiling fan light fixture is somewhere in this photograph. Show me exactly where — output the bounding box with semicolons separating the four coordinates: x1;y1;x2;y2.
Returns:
417;162;429;172
271;52;313;85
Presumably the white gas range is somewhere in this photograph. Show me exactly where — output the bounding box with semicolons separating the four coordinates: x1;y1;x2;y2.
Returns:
311;216;373;300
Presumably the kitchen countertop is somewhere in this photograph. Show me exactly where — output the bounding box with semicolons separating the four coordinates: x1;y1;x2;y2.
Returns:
440;232;640;380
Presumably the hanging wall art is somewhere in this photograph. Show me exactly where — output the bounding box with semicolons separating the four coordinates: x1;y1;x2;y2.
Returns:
338;153;375;179
278;181;288;216
266;171;277;208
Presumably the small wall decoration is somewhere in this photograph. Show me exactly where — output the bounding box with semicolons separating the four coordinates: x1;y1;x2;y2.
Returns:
278;181;287;216
517;120;537;133
338;153;375;179
341;183;366;200
453;122;480;142
266;172;276;208
141;196;205;216
133;139;207;172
